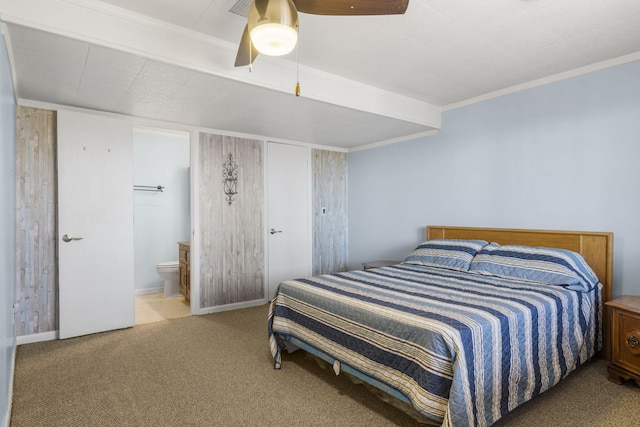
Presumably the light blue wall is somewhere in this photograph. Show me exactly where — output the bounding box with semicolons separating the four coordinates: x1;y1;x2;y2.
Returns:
0;34;17;427
348;60;640;297
133;128;190;291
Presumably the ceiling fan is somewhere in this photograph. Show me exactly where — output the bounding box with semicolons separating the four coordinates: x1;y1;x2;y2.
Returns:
234;0;409;67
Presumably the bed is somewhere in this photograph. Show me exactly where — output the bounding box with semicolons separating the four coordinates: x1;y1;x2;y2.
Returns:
268;226;614;426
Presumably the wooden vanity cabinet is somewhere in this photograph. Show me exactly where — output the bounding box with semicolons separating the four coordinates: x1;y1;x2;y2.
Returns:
179;242;190;302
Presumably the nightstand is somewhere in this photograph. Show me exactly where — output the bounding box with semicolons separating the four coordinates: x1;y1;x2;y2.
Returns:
362;260;402;270
606;295;640;387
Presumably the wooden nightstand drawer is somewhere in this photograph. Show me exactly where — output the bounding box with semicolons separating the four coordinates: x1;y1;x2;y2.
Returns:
615;311;640;374
606;296;640;386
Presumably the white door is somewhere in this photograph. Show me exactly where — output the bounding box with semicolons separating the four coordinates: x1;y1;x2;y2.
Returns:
267;142;311;299
57;110;134;339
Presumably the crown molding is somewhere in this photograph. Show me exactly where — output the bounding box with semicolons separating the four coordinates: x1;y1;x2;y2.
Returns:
443;51;640;112
349;129;439;152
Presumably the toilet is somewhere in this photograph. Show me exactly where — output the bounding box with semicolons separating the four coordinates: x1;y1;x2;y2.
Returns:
156;261;180;297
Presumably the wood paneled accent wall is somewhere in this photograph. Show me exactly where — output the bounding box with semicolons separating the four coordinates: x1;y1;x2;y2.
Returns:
15;106;57;335
312;149;348;275
199;133;264;308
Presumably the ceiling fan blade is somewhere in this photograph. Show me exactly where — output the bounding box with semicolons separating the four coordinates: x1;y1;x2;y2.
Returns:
234;24;259;67
293;0;408;15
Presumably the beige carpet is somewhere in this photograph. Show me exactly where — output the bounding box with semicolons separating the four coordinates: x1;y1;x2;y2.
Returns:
11;304;640;426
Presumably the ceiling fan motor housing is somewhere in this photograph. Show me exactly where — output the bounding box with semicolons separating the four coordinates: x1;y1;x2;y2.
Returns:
248;0;299;56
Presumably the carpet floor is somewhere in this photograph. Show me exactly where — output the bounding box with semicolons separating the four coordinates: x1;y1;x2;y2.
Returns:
11;304;640;426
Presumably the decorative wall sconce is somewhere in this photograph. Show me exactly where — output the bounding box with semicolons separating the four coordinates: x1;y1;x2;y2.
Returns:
222;153;238;205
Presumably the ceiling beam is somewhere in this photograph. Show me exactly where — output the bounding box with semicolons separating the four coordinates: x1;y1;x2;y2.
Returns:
0;0;441;130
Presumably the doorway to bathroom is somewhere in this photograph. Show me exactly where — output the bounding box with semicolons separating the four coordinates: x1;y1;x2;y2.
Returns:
132;127;191;325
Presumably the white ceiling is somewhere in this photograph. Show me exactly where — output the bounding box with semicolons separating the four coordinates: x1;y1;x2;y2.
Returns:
2;0;640;149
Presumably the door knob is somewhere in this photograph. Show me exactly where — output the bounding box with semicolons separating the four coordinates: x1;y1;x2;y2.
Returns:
270;228;283;235
62;234;83;242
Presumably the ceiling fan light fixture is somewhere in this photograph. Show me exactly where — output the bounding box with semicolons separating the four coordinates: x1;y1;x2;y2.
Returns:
250;23;297;56
248;0;298;56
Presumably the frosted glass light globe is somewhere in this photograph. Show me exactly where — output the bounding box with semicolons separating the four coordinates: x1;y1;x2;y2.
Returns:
248;0;298;56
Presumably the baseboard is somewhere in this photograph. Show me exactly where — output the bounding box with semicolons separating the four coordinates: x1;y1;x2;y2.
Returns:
135;287;163;296
16;330;58;346
196;298;268;315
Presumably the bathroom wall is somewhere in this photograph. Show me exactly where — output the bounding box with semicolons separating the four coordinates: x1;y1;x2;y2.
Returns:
133;128;190;292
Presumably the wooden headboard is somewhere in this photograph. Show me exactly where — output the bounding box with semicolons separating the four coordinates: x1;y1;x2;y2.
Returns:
427;226;614;359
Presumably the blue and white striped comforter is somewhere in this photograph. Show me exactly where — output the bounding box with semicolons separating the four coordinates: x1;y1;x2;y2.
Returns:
268;263;601;427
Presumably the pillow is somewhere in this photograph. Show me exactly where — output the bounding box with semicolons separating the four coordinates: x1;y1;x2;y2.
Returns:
469;243;600;291
403;239;489;271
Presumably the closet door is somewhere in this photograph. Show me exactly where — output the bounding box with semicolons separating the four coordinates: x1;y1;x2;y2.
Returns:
57;110;134;339
267;142;311;299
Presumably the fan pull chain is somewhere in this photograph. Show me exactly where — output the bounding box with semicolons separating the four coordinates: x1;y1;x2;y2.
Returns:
249;39;253;73
295;25;300;97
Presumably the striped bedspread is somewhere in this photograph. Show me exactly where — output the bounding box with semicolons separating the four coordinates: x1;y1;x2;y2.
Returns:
268;263;601;427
